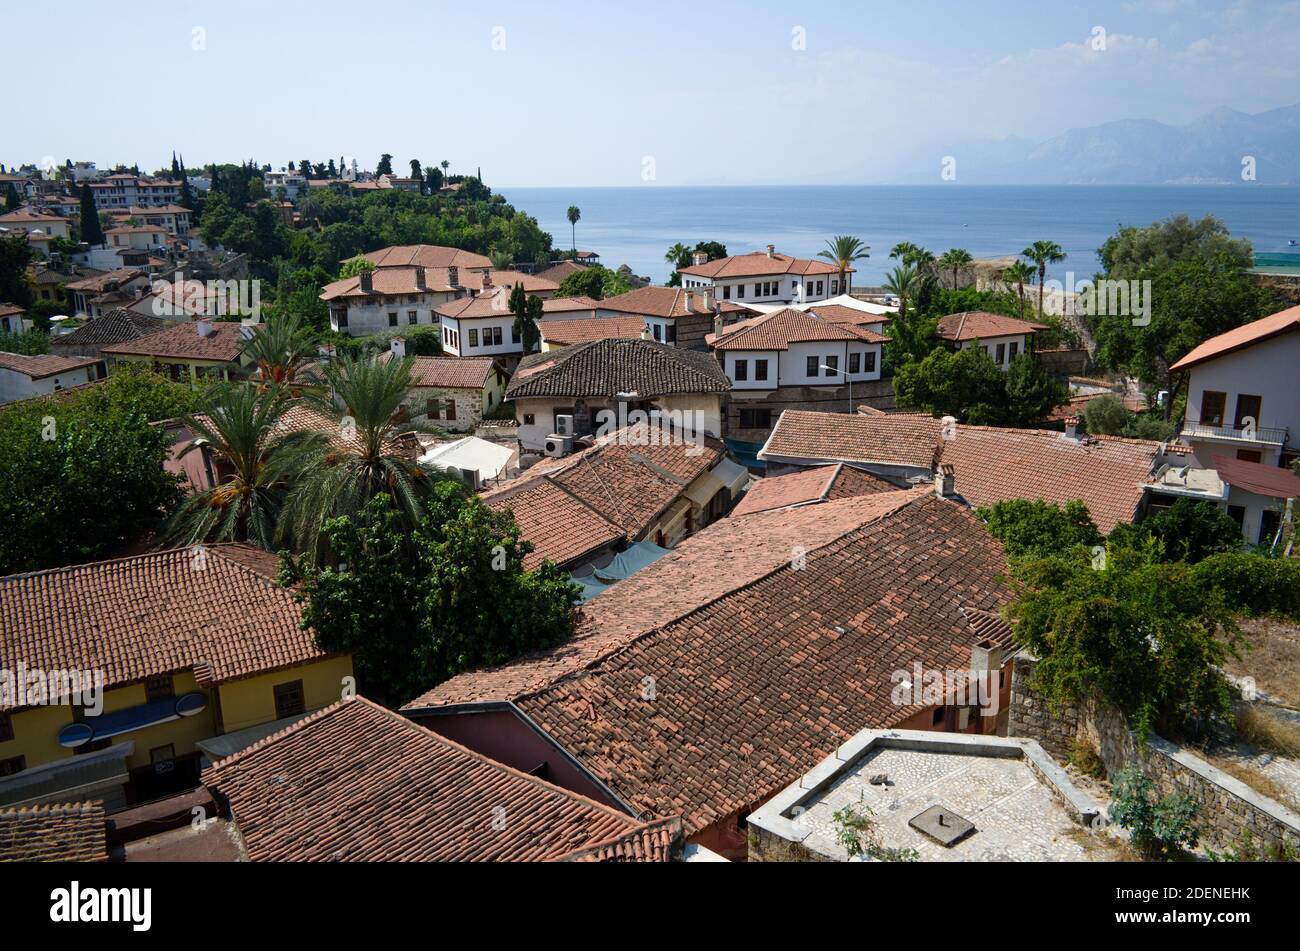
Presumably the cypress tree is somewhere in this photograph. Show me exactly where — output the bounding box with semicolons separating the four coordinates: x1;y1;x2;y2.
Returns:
79;184;104;245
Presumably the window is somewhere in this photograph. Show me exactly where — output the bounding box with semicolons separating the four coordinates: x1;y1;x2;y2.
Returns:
864;351;877;373
512;326;520;344
734;359;748;381
150;744;176;775
491;327;503;346
1226;505;1246;526
848;352;860;374
754;358;768;381
0;712;12;742
144;674;173;703
995;343;1006;364
1009;341;1019;359
816;281;823;296
408;310;418;325
806;355;819;377
1237;449;1262;463
739;408;773;429
445;400;456;421
337;310;348;328
736;284;744;299
666;324;677;343
931;707;946;726
723;285;731;300
523;414;535;426
653;324;662;341
426;398;440;419
1235;394;1262;430
1200;391;1226;426
388;312;398;328
274;680;306;720
468;329;479;348
754;283;762;297
1260;509;1281;546
831;279;839;295
824;355;838;376
0;755;24;777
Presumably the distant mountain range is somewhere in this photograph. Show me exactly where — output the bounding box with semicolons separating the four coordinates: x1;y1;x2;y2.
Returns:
882;102;1300;185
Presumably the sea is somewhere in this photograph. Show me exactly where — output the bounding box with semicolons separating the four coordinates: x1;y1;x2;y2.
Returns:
499;185;1300;286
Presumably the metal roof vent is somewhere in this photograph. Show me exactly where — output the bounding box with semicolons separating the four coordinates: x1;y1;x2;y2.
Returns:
909;805;975;847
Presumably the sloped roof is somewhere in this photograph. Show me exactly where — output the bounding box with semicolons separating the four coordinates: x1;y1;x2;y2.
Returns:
380;353;498;389
410;492;1012;833
0;545;328;711
596;286;752;320
102;321;254;362
541;295;601;315
1212;454;1300;500
710;307;887;350
64;268;145;293
203;697;676;862
730;463;897;516
0;351;99;379
320;267;452;301
760;410;944;469
435;291;513;320
485;479;625;571
506;338;730;400
678;250;841;278
538;316;646;347
0;802;107;862
1169;304;1300;371
49;309;167;349
362;244;493;271
935;311;1048;341
459;270;559;294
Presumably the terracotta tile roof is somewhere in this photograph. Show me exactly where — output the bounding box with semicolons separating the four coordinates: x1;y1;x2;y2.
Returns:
49;309;167;349
678;250;841;279
102;321;254;362
730;463;896;516
534;261;589;284
389;354;498;389
0;351;99;379
482;424;723;565
203;697;675;861
760;410;1162;533
806;303;891;326
596;286;752;320
413;492;1011;833
710;308;888;351
362;244;493;272
556;815;683;862
0;208;65;226
459;270;559;294
761;409;944;469
0;802;107;862
410;488;929;708
64;268;146;293
0;544;328;712
1169;304;1300;371
435;291;514;320
0;303;22;318
507;338;730;400
1211;454;1300;500
935;311;1048;341
538;316;646;346
541;295;601;314
485;479;625;570
320;267;452;301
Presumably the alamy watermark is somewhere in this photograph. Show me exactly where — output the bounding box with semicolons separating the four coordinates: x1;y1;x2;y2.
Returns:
890;662;1003;716
151;271;261;319
1041;271;1151;326
1;662;104;714
594;404;707;456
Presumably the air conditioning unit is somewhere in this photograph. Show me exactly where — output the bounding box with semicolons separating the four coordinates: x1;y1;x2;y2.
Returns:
554;414;574;436
544;434;575;457
449;466;480;490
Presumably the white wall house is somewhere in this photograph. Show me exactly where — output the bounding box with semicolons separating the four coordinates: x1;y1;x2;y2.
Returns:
89;175;181;209
436;291;527;360
264;170;308;200
320;267;463;337
711;309;885;392
676;246;847;306
106;225;167;252
0;352;103;404
934;311;1047;370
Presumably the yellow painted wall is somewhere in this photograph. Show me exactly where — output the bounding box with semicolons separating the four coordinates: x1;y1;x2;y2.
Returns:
216;656;355;734
0;657;353;775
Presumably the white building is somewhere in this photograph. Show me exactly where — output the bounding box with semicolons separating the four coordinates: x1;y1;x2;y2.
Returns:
934;311;1047;369
0;208;72;240
264;169;308;200
436;288;525;361
105;224;167;253
0;351;103;404
320;266;464;336
709;308;886;392
676;245;847;306
89;174;181;210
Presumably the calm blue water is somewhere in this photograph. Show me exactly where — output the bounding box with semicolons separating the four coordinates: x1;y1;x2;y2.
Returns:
501;185;1300;285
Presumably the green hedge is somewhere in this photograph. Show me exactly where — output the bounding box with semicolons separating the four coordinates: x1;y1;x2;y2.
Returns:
1192;553;1300;618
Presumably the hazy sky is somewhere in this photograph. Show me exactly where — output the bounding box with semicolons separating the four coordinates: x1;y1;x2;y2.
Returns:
9;0;1299;186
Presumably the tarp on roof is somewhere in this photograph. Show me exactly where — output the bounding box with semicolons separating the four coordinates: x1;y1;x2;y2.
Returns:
593;540;672;582
569;569;611;603
1213;455;1300;500
419;437;513;482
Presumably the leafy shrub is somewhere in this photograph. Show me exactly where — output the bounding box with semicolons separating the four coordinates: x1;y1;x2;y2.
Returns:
1191;552;1300;618
977;498;1102;560
831;804;918;862
1108;765;1201;860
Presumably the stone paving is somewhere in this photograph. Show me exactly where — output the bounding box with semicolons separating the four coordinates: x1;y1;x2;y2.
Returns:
788;746;1096;861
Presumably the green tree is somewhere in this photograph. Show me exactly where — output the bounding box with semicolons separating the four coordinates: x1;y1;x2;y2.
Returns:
893;345;1007;424
1005;353;1068;426
1109;766;1201;860
1001;260;1035;320
557;264;618;300
977;498;1102;560
0;231;35;308
409;159;422;180
244;313;317;387
1142;498;1243;564
376;153;394;176
1100;214;1253;277
4;183;19;211
283;492;580;707
1082;393;1130;435
164;384;312;550
77;184;104;246
1021;240;1066;316
882;264;919;322
817;235;870;295
938;248;974;290
566;205;581;252
337;255;377;279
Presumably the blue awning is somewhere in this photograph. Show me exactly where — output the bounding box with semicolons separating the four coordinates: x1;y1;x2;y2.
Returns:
593;540;672;582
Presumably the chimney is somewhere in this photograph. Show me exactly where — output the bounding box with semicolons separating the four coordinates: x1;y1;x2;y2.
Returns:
640;325;652;341
971;639;1003;680
683;290;695;313
766;244;775;259
1064;416;1079;439
196;317;214;338
934;462;955;498
702;287;715;310
390;336;406;358
358;269;373;293
692;251;708;266
481;271;494;291
414;266;426;290
712;313;723;338
448;265;459;287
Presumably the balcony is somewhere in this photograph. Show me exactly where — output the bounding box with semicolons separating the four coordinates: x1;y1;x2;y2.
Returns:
1180;421;1288;446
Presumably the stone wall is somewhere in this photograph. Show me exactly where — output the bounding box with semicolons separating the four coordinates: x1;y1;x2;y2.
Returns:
1008;656;1300;853
725;378;896;445
747;825;834;863
1250;271;1300;307
1033;348;1091;377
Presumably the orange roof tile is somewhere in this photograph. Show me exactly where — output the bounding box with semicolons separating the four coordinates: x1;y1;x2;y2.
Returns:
538;316;646;346
730;463;897;516
678;250;841;279
935;311;1047;342
102;321;254;362
0;802;107;862
1169;304;1300;371
710;308;887;350
596;286;753;320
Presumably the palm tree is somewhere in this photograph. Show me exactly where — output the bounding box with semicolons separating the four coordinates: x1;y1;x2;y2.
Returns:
280;354;441;560
244;313;316;389
164;384;312;551
440;159;450;179
1002;260;1036;320
665;242;691;268
817;235;870;297
938;248;974;290
1022;240;1066;316
882;264;919;321
566;206;581;253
